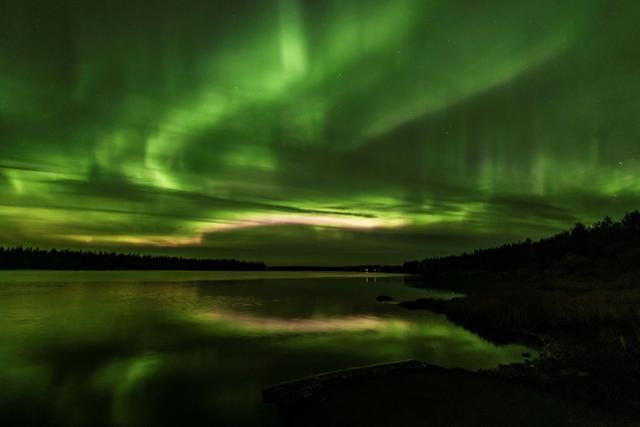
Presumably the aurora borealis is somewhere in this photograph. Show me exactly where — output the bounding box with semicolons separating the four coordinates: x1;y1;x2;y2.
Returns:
1;0;640;264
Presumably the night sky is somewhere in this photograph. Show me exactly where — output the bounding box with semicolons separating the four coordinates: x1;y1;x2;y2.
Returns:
1;0;639;265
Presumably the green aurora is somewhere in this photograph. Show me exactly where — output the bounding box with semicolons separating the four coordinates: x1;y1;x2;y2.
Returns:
1;0;640;264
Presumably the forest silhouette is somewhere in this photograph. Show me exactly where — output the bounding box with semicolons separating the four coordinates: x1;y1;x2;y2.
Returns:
0;247;266;271
404;210;640;279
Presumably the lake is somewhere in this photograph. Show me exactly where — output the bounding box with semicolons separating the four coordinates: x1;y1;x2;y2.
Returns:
0;271;533;426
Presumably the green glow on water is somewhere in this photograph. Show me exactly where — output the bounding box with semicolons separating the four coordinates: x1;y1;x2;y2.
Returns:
0;273;533;426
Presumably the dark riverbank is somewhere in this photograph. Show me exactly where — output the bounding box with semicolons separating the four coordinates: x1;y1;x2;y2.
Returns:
398;272;640;419
393;212;640;418
263;281;640;425
264;361;635;426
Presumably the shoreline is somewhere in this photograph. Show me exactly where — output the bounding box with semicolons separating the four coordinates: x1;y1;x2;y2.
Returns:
263;360;635;426
264;278;640;425
396;288;640;420
0;270;408;283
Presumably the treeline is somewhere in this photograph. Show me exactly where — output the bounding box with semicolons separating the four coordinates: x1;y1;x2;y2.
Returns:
0;247;267;271
404;210;640;277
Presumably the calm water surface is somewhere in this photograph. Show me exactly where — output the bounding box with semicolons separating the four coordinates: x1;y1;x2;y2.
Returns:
0;271;533;426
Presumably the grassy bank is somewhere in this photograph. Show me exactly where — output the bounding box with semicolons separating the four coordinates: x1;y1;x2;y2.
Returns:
400;275;640;416
264;361;636;427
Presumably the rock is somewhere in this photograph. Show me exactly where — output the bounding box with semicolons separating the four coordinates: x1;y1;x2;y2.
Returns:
376;295;393;302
